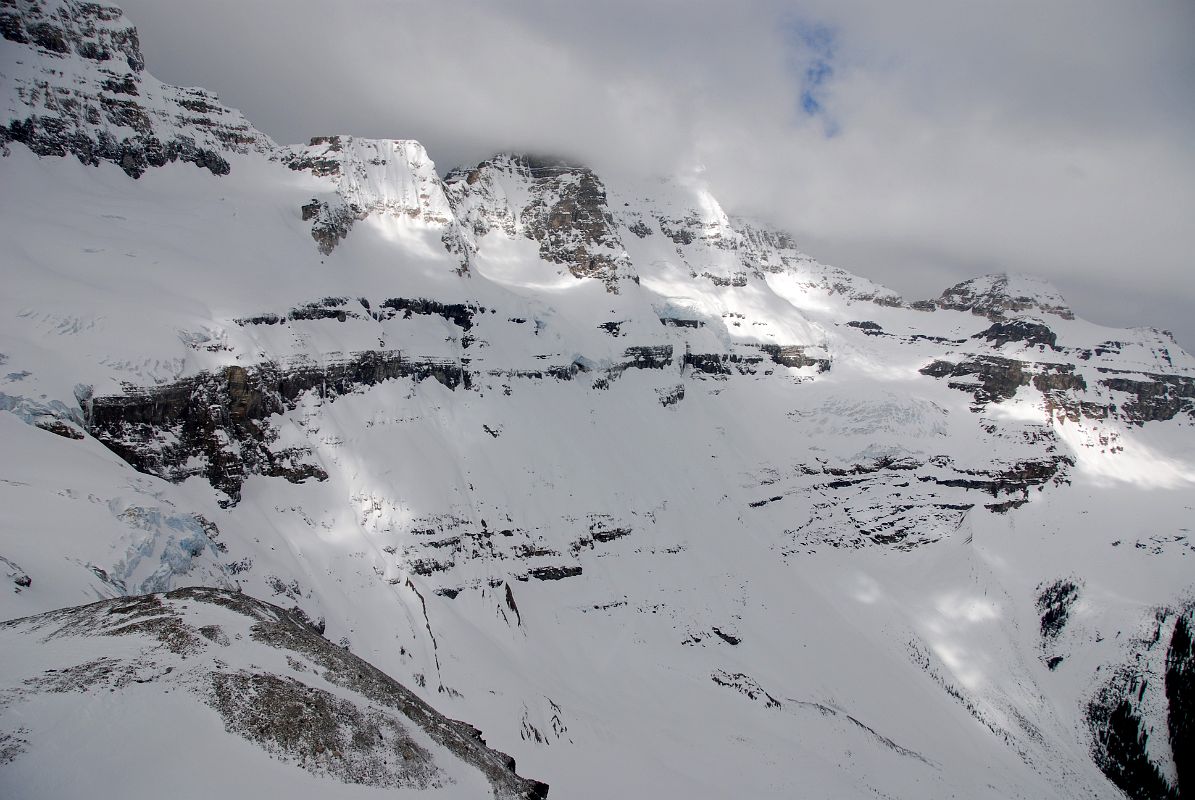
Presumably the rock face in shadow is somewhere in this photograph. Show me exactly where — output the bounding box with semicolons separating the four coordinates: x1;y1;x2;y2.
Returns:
1093;700;1177;800
1;0;272;177
622;345;673;370
920;356;1031;406
85;351;468;505
1099;373;1195;424
1037;579;1079;640
1087;607;1194;800
975;320;1059;350
1167;614;1194;798
0;587;548;798
678;344;831;377
918;354;1195;427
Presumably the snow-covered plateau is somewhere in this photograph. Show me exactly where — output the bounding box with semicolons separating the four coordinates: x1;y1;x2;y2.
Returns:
1;2;1192;798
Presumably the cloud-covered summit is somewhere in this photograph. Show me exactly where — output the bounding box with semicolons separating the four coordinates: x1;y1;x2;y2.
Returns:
115;0;1195;346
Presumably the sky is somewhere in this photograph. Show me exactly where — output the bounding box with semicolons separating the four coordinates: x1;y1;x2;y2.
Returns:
118;0;1195;348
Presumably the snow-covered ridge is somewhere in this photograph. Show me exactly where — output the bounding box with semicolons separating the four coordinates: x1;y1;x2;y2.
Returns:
279;136;473;266
0;587;549;798
280;137;451;220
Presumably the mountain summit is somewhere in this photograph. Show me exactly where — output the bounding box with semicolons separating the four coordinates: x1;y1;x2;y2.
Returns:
2;3;1194;800
934;273;1075;320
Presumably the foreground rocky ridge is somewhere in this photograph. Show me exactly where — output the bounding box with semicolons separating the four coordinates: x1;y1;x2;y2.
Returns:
3;2;1195;799
0;587;548;798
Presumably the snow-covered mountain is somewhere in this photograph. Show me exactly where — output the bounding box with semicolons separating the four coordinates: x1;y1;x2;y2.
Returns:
2;2;1193;798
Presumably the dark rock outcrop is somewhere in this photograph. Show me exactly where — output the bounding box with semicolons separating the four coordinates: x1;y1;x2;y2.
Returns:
1032;364;1087;394
525;565;582;581
379;297;480;330
1092;699;1177;800
1100;373;1195;425
675;344;831;378
86;351;467;505
656;384;685;407
846;320;885;335
683;352;735;376
659;317;704;329
1;555;31;592
300;198;360;255
622;345;673;370
920;359;1195;427
1167;613;1194;797
920;356;1030;406
1088;607;1195;800
522;159;624;283
751;344;831;372
975;320;1058;350
1036;579;1079;639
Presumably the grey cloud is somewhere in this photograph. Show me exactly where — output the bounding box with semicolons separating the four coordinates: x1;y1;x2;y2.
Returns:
118;0;1195;347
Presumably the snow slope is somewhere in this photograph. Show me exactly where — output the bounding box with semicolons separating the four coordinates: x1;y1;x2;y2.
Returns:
2;2;1194;798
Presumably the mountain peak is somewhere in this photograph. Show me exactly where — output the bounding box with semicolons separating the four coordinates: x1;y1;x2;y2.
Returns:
444;150;630;290
1;0;144;72
0;0;274;177
934;272;1074;320
279;135;470;264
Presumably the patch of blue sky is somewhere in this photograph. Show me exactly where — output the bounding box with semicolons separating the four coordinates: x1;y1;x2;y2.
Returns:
784;17;840;136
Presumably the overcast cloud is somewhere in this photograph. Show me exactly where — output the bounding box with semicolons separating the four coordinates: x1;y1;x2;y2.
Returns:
118;0;1195;347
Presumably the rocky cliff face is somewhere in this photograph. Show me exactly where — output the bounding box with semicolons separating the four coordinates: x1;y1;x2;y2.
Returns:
932;273;1076;320
1085;605;1194;800
0;0;273;177
85;352;422;506
444;154;632;290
